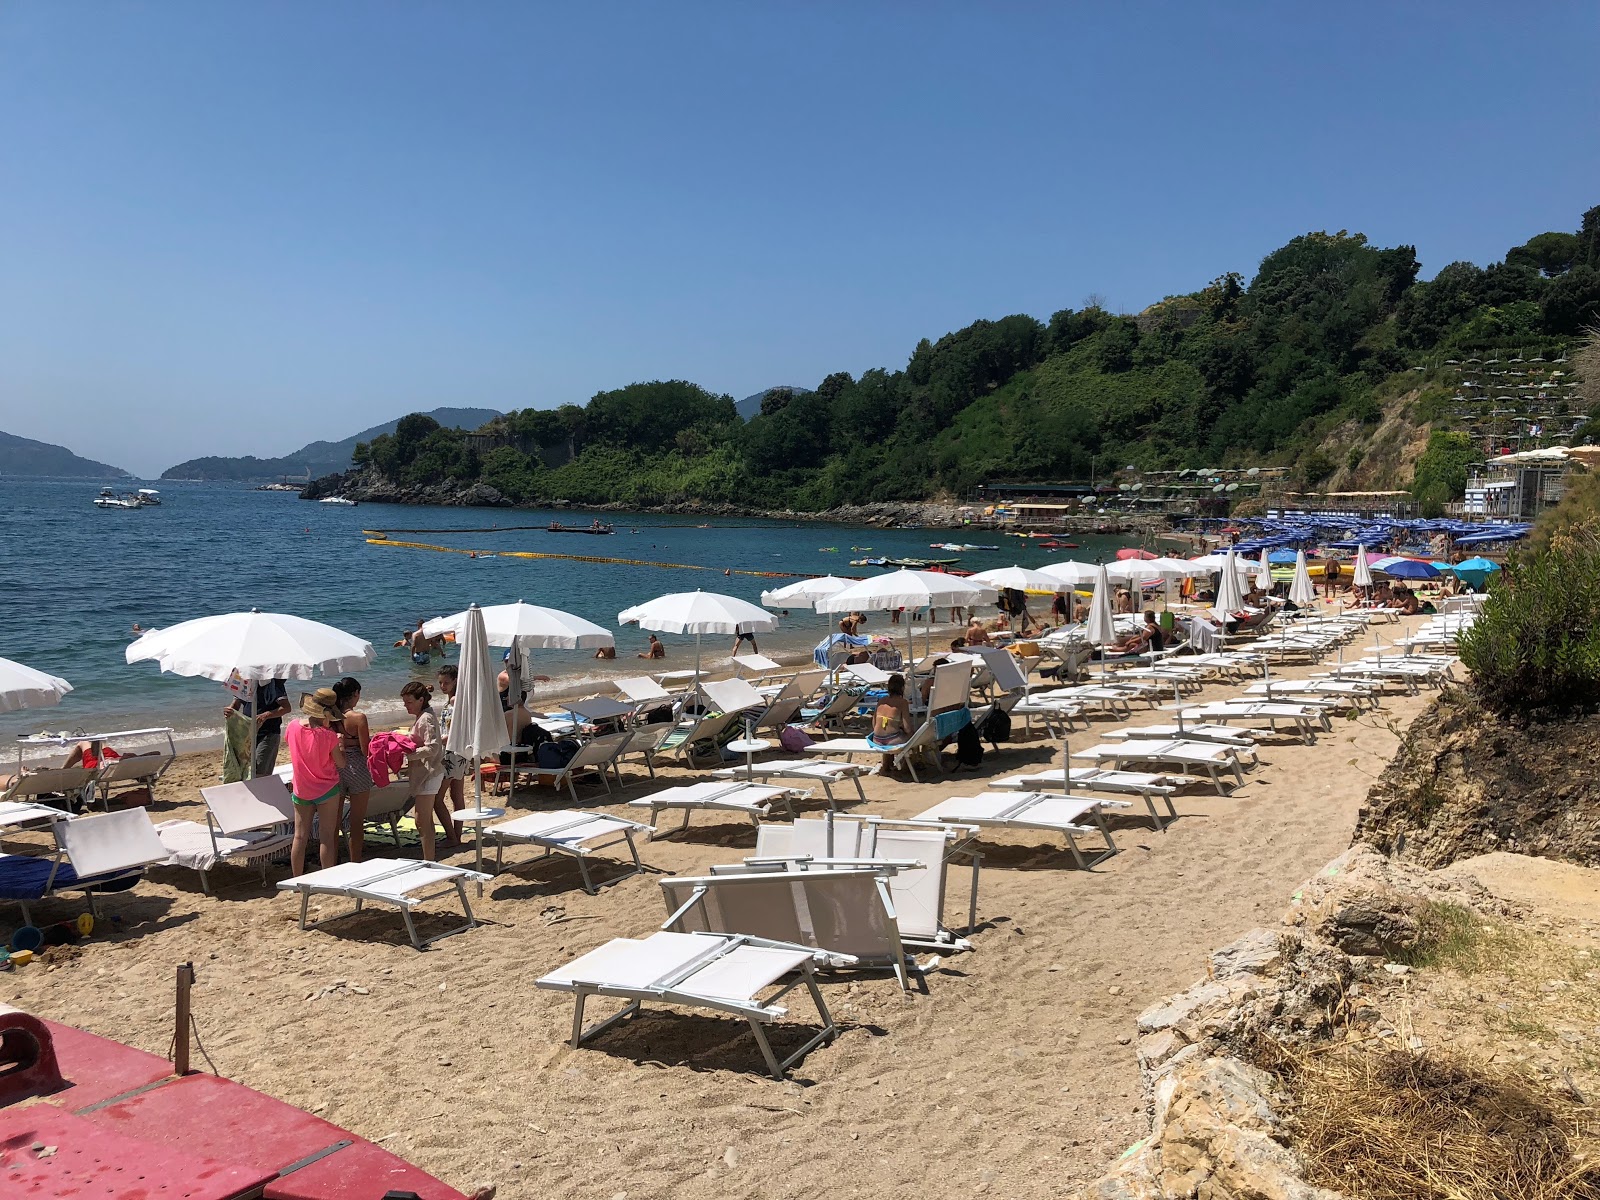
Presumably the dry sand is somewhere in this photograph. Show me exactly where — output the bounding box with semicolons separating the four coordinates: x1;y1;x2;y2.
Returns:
4;619;1440;1198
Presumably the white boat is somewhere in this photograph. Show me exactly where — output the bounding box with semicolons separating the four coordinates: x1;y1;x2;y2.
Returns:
319;496;358;506
94;487;142;510
136;488;161;506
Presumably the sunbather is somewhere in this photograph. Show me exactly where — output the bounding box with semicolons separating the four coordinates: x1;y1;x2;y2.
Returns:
286;688;346;876
639;634;665;659
870;674;914;775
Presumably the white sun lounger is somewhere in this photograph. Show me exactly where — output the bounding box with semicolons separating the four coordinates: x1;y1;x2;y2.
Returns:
802;715;949;781
507;729;635;801
748;813;982;947
732;653;786;679
0;801;64;847
915;791;1119;868
661;865;921;990
1169;701;1329;743
711;757;869;805
0;808;172;925
1103;723;1257;748
991;770;1181;830
628;781;803;838
276;857;491;949
154;776;297;892
489;809;655;894
0;766;101;815
536;929;844;1079
612;675;675;704
1074;740;1247;794
1243;679;1382;708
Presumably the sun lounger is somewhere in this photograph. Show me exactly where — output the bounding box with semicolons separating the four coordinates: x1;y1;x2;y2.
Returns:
657;709;745;767
0;766;100;815
842;662;893;687
1103;723;1257;748
801;686;863;731
732;653;786;680
916;791;1119;868
0;801;63;847
154;776;296;892
1074;740;1247;795
991;770;1181;829
1168;701;1330;743
1243;679;1382;709
506;729;634;801
0;808;171;924
90;749;176;808
612;675;675;703
711;758;869;805
803;714;948;781
536;929;844;1079
661;865;921;989
628;780;804;838
276;857;490;949
748;813;981;947
489;809;655;894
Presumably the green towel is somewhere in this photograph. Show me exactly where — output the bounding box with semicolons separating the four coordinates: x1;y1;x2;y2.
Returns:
222;710;253;784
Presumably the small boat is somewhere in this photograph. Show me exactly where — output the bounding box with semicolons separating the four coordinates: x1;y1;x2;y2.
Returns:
850;556;889;567
885;556;957;569
1039;541;1079;549
319;496;358;506
548;520;614;534
94;487;142;509
135;488;162;506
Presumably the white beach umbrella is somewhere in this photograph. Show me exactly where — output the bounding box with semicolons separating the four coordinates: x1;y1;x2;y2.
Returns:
1213;548;1245;618
125;610;374;683
759;576;853;609
1255;550;1272;591
1039;561;1100;586
1145;557;1200;577
1085;564;1117;649
618;590;777;683
818;569;998;683
423;601;612;650
970;565;1070;594
1188;553;1254;575
1289;550;1317;607
1352;545;1374;589
447;605;508;890
0;656;73;713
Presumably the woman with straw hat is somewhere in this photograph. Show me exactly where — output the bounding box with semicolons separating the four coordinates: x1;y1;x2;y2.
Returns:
286;687;347;877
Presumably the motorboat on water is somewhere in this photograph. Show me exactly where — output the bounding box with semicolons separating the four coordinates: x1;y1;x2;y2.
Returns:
319;496;358;506
94;487;144;509
547;519;614;534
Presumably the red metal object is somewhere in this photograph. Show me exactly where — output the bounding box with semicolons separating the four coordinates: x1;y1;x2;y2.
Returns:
0;1013;469;1199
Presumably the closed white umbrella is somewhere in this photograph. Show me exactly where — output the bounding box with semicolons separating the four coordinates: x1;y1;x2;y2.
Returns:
1352;545;1374;589
1255;550;1272;591
1085;564;1117;649
0;656;73;713
759;576;853;609
1213;548;1245;618
447;605;509;892
970;565;1070;594
1289;550;1317;607
125;610;374;683
618;590;777;683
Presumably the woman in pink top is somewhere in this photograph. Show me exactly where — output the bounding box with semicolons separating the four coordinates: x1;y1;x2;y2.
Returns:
286;688;347;876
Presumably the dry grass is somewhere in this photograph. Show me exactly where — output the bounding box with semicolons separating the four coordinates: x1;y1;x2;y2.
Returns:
1284;1046;1600;1200
1393;901;1522;974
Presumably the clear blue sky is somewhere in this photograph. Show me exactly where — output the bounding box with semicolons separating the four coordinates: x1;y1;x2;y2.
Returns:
3;3;1598;477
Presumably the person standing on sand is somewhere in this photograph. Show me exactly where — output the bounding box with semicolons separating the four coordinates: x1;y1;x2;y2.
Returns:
434;665;466;849
286;688;346;877
224;677;290;778
1322;556;1342;601
400;681;455;862
332;677;372;863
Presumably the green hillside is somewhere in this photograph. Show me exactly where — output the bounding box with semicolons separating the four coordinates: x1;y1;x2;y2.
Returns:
328;206;1600;512
0;430;130;478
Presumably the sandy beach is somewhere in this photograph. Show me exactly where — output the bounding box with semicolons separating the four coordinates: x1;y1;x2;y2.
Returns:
2;619;1438;1199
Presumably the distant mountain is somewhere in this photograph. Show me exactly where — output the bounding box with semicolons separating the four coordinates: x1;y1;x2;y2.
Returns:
161;407;502;481
736;387;811;421
0;430;130;478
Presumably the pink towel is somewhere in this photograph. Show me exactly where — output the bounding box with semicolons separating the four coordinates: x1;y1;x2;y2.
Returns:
367;731;418;789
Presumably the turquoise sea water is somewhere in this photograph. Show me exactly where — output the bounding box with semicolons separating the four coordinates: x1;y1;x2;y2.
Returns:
0;478;1135;751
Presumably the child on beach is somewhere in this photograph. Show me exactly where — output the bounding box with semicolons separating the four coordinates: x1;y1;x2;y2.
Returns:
286;688;347;876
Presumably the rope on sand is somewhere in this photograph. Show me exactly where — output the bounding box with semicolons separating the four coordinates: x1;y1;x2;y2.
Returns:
364;537;837;580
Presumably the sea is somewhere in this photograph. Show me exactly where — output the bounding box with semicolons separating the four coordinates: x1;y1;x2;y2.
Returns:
0;478;1136;757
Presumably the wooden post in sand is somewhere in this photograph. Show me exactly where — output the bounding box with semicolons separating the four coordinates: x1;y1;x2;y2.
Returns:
174;962;194;1075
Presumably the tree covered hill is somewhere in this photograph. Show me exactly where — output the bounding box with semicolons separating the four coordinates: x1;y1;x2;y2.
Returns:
0;430;130;478
330;207;1600;512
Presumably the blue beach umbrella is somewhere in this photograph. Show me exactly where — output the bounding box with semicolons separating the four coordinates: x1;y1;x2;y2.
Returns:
1377;558;1440;580
1452;556;1501;587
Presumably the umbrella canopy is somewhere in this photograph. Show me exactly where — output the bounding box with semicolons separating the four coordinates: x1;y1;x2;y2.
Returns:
1352;544;1374;589
971;565;1071;594
125;610;374;682
1145;557;1201;577
1254;550;1272;591
1289;550;1317;607
1376;557;1440;580
1085;564;1117;648
1114;548;1157;560
815;569;997;615
1188;553;1254;574
1452;556;1502;587
0;656;73;713
424;601;612;649
1039;560;1101;585
618;590;777;636
446;606;508;761
1214;548;1246;616
759;576;854;609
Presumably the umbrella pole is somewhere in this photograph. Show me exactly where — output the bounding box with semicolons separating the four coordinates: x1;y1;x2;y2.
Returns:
473;766;485;896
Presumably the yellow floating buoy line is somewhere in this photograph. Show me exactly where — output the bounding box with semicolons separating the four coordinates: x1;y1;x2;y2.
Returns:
364;537;833;580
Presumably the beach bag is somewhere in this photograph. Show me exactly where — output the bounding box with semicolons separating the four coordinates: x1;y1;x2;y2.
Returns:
518;722;553;749
955;723;985;767
980;706;1011;747
778;725;815;753
536;739;580;769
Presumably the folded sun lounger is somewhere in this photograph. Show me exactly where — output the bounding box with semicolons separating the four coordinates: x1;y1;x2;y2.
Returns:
489;809;655;894
276;857;491;949
536;929;844;1079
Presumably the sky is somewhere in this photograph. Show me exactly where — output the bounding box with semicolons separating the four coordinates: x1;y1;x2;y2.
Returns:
3;3;1599;478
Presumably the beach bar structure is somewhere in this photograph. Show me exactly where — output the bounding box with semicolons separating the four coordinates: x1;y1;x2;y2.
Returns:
1461;445;1600;519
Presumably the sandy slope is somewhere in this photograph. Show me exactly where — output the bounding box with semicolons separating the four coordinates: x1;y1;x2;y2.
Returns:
3;619;1437;1198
